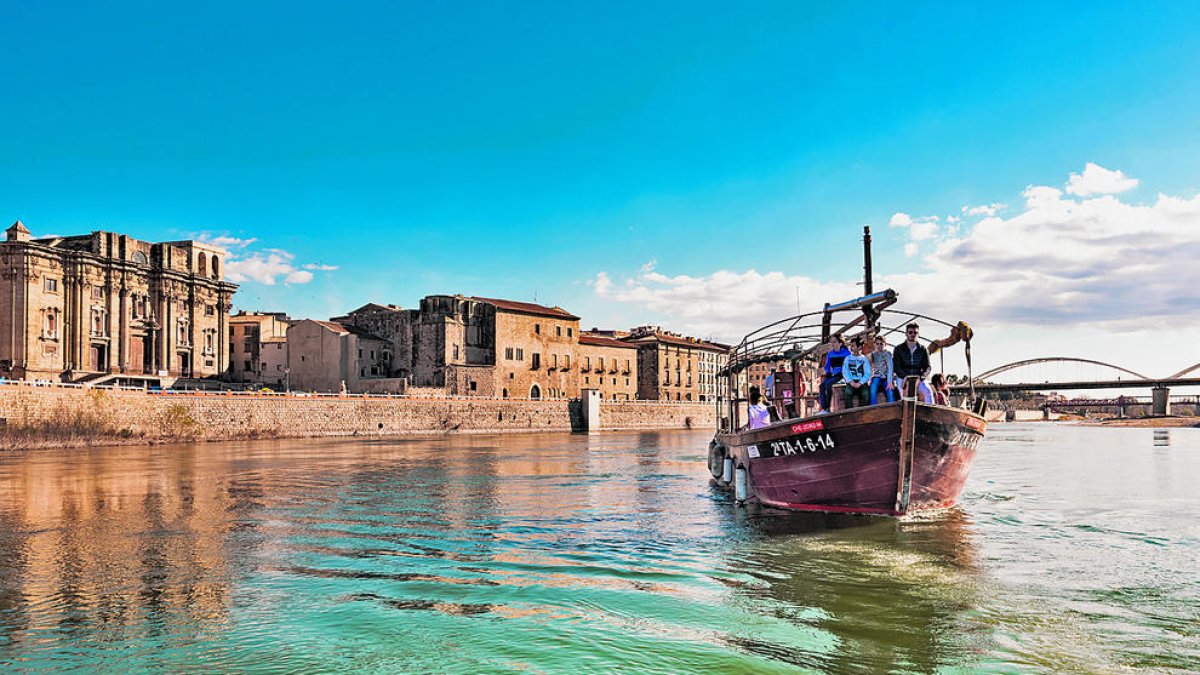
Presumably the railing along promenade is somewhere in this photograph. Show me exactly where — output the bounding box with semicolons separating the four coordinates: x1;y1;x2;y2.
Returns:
0;378;706;404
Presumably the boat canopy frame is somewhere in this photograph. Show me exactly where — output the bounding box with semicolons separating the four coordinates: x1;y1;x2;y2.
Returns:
719;288;976;400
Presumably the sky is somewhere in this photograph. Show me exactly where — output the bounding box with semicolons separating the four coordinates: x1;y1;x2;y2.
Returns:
4;2;1200;381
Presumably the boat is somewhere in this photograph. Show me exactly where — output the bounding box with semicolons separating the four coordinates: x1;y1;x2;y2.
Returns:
708;228;988;517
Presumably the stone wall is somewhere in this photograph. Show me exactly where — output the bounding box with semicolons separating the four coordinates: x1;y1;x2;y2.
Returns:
599;399;716;431
0;384;710;449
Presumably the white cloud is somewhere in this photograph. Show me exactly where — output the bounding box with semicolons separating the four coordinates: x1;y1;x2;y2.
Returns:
1065;162;1139;196
200;235;257;250
591;165;1200;374
890;212;938;241
195;233;335;286
962;203;1004;217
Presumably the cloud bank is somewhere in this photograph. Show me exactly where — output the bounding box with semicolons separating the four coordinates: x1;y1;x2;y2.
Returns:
197;235;336;286
593;164;1200;347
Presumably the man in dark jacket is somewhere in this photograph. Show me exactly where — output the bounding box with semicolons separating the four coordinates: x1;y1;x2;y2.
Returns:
892;322;933;403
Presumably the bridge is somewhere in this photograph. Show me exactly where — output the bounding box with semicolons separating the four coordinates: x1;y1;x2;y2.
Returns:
947;356;1200;416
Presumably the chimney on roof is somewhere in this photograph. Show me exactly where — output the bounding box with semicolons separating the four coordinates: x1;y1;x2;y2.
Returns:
6;220;31;242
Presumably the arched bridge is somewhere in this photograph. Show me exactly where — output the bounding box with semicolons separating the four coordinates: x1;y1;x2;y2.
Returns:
972;357;1151;383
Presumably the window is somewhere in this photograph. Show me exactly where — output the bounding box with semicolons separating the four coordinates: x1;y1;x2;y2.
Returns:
370;350;376;359
198;253;207;277
91;286;103;300
358;348;363;358
598;357;605;371
261;362;267;369
534;324;541;334
243;360;252;371
469;381;477;391
301;355;306;362
564;354;570;368
551;354;558;368
502;388;508;398
556;326;562;337
44;278;58;293
505;347;514;360
277;365;283;371
567;328;573;337
516;348;524;360
206;304;215;316
91;309;106;336
531;353;541;369
43;310;59;339
132;250;148;265
453;344;459;360
244;326;255;336
277;343;283;349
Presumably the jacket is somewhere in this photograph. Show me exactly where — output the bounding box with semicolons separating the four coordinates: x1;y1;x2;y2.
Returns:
892;341;931;379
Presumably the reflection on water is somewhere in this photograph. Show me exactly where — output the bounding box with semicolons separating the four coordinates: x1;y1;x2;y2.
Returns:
0;426;1196;672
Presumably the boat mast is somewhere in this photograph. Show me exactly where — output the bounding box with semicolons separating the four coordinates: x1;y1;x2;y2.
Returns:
863;225;874;331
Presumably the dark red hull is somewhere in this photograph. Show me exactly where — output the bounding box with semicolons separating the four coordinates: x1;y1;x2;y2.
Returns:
713;401;985;517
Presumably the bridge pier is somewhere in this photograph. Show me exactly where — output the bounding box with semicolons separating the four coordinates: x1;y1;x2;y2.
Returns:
1152;387;1171;416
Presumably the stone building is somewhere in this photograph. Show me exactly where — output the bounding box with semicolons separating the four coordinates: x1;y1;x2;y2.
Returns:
228;311;290;388
622;326;729;401
0;222;236;384
334;294;586;398
330;303;410;378
286;320;396;393
578;332;638;400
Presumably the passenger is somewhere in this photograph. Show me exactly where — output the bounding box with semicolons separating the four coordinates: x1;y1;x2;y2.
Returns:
841;337;872;409
818;335;850;413
747;391;771;429
930;373;950;406
869;336;897;404
893;322;933;403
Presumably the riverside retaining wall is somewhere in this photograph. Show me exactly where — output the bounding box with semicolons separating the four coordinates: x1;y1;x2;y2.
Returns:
0;383;715;450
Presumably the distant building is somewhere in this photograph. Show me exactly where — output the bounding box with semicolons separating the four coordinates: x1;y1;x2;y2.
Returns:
622;326;729;401
229;311;290;388
286;319;395;393
578;332;638;400
0;222;236;384
330;303;410;378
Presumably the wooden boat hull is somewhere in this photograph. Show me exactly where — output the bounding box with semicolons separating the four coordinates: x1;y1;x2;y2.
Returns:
712;401;985;517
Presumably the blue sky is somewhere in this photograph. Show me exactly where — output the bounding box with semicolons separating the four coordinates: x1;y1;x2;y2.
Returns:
5;2;1200;375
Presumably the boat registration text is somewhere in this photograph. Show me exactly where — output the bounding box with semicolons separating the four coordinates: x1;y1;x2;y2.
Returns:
748;433;837;459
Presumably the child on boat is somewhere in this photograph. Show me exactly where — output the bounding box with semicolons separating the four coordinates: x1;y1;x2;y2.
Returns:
869;336;896;404
842;337;872;409
818;335;850;413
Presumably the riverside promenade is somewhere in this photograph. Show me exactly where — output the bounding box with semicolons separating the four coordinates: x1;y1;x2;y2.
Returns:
0;381;715;450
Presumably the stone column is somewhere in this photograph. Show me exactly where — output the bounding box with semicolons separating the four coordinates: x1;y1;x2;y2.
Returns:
581;388;601;432
117;286;128;372
1152;386;1171;416
217;295;229;380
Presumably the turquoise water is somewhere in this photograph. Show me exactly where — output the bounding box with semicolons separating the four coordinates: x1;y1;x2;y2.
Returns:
0;425;1196;673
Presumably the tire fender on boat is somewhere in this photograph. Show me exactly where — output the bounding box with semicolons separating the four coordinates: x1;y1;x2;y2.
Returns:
707;439;727;479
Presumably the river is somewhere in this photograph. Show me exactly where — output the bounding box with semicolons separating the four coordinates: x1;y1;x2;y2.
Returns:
0;424;1195;673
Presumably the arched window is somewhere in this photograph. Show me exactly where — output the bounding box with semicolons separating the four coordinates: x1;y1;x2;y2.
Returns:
132;251;148;265
529;384;541;400
197;253;207;277
211;257;220;279
44;309;59;339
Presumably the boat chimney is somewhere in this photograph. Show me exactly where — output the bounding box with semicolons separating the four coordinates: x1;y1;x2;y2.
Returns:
863;225;873;296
